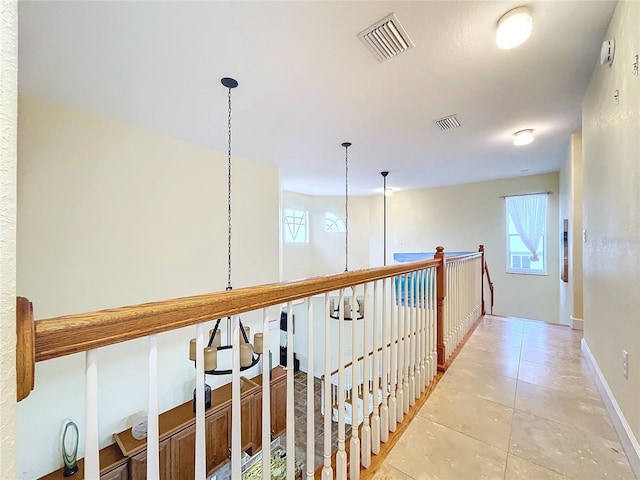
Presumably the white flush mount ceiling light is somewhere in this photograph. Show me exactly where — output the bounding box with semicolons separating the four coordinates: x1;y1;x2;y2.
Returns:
496;6;532;50
513;129;535;146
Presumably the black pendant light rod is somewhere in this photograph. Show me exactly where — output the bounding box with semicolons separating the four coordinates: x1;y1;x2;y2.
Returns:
381;171;389;266
221;77;238;291
342;142;352;272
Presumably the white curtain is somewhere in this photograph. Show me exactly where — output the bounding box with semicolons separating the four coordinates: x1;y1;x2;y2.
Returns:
507;193;547;261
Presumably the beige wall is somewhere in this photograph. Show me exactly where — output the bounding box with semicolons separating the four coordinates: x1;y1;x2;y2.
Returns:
559;151;572;324
0;1;18;478
570;134;584;321
282;191;370;280
582;0;640;448
16;97;280;478
369;173;561;323
558;133;584;326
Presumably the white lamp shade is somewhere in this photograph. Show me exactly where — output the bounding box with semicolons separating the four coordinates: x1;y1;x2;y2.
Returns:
253;333;264;354
204;347;217;371
189;338;197;361
240;344;254;367
496;7;532;50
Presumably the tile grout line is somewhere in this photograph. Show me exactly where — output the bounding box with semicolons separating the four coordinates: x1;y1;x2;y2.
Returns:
502;320;525;480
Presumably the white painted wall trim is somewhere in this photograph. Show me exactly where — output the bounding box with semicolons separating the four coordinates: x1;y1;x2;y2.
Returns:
570;316;583;331
582;338;640;478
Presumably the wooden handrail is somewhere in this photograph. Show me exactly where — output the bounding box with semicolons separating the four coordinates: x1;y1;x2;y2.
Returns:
484;260;494;313
33;258;441;362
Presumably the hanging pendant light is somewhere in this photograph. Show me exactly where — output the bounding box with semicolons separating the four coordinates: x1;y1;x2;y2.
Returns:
188;77;262;375
329;142;364;321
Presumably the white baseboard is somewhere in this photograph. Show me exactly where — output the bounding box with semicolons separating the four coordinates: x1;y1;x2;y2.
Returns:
582;338;640;478
571;316;584;330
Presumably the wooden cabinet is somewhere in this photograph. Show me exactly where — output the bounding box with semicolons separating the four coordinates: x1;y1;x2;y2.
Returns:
129;439;170;480
100;464;128;480
206;407;231;473
251;389;263;452
240;393;253;452
270;373;287;439
249;366;287;444
114;379;260;479
43;370;288;480
107;368;287;480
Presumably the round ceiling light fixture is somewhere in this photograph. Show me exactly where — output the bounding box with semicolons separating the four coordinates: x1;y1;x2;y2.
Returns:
496;6;532;50
513;129;535;146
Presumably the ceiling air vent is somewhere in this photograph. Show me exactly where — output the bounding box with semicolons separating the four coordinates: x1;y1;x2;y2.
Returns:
358;13;414;62
434;115;461;131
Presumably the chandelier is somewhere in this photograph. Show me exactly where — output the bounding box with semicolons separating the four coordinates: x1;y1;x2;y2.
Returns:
328;142;364;321
188;77;263;376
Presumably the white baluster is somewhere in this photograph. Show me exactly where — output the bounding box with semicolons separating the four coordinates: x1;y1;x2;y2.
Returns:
306;298;315;479
409;272;416;406
416;271;423;399
350;293;360;480
402;273;409;416
380;278;390;442
371;281;381;453
336;290;347;479
232;316;242;480
85;349;99;480
422;268;429;389
388;277;397;432
430;266;437;380
361;283;372;467
322;294;333;480
286;302;295;480
194;325;206;479
262;309;271;480
147;336;161;479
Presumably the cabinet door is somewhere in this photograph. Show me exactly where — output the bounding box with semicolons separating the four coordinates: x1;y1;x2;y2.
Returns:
241;394;253;452
101;463;128;480
206;407;230;475
252;391;263;453
270;377;287;439
168;408;231;479
170;424;196;480
129;439;170;480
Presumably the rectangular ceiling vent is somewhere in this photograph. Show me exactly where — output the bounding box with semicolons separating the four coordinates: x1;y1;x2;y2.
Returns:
358;13;415;62
434;115;461;131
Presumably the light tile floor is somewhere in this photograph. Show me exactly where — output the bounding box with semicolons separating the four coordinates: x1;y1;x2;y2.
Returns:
373;315;637;480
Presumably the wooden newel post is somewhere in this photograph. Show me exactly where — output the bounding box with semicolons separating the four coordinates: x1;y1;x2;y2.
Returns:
479;244;486;316
16;296;35;401
434;246;446;370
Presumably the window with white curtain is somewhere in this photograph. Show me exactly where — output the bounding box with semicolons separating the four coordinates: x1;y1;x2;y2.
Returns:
505;193;548;274
283;208;309;243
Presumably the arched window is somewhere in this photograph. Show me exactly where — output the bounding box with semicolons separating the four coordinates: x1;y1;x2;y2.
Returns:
325;212;345;233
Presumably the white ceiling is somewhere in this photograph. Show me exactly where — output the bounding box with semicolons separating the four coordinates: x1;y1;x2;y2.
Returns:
18;1;616;196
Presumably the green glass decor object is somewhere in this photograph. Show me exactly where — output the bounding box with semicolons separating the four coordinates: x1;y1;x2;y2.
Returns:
62;420;79;477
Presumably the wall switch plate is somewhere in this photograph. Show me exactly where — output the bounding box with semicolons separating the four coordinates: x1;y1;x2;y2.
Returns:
623;350;629;379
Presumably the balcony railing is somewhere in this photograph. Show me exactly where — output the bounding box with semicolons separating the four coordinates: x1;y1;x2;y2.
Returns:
17;245;488;479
